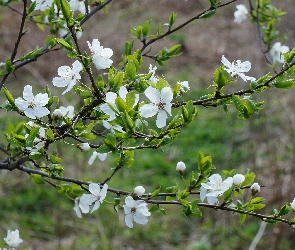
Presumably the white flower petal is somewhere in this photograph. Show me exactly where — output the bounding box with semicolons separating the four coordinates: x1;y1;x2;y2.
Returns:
144;86;161;104
133;213;149;225
23;85;34;101
88;152;98;165
125;213;134;228
89;183;100;196
156;110;168;128
139;103;158;118
15;98;28;111
161;87;173;103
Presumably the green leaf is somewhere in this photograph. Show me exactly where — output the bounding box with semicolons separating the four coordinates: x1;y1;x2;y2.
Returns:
3;87;15;106
149;204;160;212
177;189;190;199
27;1;36;15
124;41;134;56
198;152;213;175
103;133;117;150
200;9;216;19
274;79;295;89
60;0;72;21
125;60;137;79
74;86;93;99
142;20;151;38
239;213;246;224
115;96;127;112
151;186;161;197
56;38;73;51
232;95;245;113
242;172;256;186
46;36;57;48
31;174;45;184
168;12;176;28
278;204;291;216
46;128;54;140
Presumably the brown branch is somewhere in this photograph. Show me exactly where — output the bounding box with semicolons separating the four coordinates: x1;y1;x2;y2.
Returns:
141;0;238;53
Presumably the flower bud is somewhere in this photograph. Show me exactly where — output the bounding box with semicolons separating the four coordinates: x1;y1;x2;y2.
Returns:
251;183;260;195
134;186;145;196
78;143;91;152
233;174;245;185
52;109;63;120
290;198;295;211
176;161;186;175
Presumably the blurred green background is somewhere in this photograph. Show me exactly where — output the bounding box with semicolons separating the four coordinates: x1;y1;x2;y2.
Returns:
1;0;295;249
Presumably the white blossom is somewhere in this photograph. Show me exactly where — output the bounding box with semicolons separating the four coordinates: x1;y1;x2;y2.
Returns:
78;143;90;151
69;0;89;14
79;183;108;213
52;60;83;95
148;64;159;84
176;161;186;174
88;151;109;165
251;182;260;195
232;174;245;185
290;198;295;211
15;85;50;119
178;81;190;93
123;196;151;228
32;0;54;11
87;39;113;70
234;4;248;24
221;55;256;82
60;105;75;118
270;42;289;64
200;174;233;205
4;229;23;248
139;86;173;128
100;86;139;121
134;186;145;196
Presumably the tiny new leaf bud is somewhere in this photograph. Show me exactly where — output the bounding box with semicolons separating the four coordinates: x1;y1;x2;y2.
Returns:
78;143;91;151
52;109;63;120
251;182;260;195
176;161;186;175
134;186;145;196
233;174;245;185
